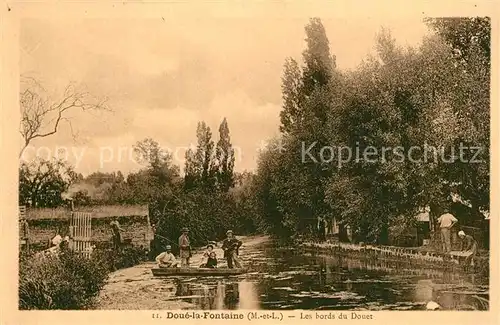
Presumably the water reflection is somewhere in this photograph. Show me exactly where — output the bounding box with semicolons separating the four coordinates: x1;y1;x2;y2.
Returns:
414;280;433;302
174;279;260;310
239;280;259;309
165;244;488;311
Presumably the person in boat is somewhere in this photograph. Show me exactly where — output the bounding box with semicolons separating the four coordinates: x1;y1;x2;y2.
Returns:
110;218;124;250
179;227;191;267
200;241;218;268
458;230;478;270
156;245;178;268
222;230;242;269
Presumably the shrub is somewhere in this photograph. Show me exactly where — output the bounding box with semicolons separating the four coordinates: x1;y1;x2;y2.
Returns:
91;246;148;272
19;249;109;310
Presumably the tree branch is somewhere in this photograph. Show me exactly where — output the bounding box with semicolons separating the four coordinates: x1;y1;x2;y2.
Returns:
19;77;110;158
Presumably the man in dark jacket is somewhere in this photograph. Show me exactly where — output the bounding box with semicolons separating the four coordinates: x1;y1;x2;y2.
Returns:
110;218;124;250
222;230;242;269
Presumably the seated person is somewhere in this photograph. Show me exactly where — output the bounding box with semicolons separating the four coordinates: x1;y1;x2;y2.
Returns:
205;251;217;268
458;230;478;270
200;241;218;268
155;245;178;268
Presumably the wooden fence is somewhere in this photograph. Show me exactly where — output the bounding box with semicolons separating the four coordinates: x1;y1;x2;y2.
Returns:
69;212;93;258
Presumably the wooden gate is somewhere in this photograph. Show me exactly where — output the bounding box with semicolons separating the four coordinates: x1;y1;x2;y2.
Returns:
69;212;93;258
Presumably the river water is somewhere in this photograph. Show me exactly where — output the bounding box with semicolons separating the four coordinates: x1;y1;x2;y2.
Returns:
97;236;489;310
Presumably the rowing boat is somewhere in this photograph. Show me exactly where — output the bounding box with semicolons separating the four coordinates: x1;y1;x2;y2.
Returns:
151;267;247;277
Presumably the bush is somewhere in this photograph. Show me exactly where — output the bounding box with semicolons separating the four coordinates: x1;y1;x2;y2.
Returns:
91;246;148;272
19;246;148;310
19;250;109;310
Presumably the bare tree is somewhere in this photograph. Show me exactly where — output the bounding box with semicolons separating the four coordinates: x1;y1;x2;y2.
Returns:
19;76;109;157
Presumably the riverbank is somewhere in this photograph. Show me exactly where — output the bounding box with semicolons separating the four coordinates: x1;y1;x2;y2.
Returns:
95;235;269;309
93;234;488;310
299;241;489;274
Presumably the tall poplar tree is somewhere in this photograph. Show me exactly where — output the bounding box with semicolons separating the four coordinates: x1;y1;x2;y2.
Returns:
215;118;235;192
184;121;216;191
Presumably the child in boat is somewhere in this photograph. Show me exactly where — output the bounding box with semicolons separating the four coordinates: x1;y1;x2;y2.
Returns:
200;241;218;268
156;245;178;268
206;251;217;268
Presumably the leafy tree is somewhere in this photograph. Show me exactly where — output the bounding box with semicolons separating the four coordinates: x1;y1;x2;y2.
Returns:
425;17;490;221
19;158;77;208
256;17;490;244
274;17;339;237
214;118;235;192
184;121;216;191
425;17;490;66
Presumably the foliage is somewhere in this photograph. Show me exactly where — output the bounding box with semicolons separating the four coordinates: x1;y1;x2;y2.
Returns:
153;186;254;249
184;121;217;191
258;18;338;238
19;158;79;208
19;250;109;310
425;17;490;220
254;17;490;243
215;118;236;192
19;245;148;310
18;17;489;248
91;246;148;271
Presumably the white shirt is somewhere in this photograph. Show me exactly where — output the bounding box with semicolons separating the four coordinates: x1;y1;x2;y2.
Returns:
437;213;458;228
51;235;62;246
156;252;176;265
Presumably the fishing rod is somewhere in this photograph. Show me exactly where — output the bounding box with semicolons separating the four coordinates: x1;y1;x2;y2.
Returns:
154;230;214;248
153;233;180;247
152;196;221;247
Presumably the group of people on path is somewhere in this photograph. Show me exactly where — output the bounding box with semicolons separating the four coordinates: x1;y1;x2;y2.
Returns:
155;228;243;269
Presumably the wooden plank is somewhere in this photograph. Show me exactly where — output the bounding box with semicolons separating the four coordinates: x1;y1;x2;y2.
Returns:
151;268;247;277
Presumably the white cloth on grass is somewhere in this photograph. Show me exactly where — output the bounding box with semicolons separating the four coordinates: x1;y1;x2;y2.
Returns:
51;235;63;246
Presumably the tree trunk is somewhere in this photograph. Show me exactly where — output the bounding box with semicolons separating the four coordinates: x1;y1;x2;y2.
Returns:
378;224;389;245
338;224;349;242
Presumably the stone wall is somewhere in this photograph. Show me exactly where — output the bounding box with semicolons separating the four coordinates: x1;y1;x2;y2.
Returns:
23;205;152;251
300;241;489;274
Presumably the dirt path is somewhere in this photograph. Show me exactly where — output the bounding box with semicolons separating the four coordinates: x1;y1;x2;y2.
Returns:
95;235;269;310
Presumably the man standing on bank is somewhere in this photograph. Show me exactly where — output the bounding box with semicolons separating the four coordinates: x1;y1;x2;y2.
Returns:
436;208;458;254
19;217;30;253
222;230;242;269
179;227;191;267
110;218;125;251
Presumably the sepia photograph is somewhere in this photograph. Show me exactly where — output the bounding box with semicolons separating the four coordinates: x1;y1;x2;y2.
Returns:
10;3;493;314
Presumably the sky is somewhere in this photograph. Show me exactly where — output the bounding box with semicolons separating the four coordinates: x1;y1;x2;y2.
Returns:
20;15;432;176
